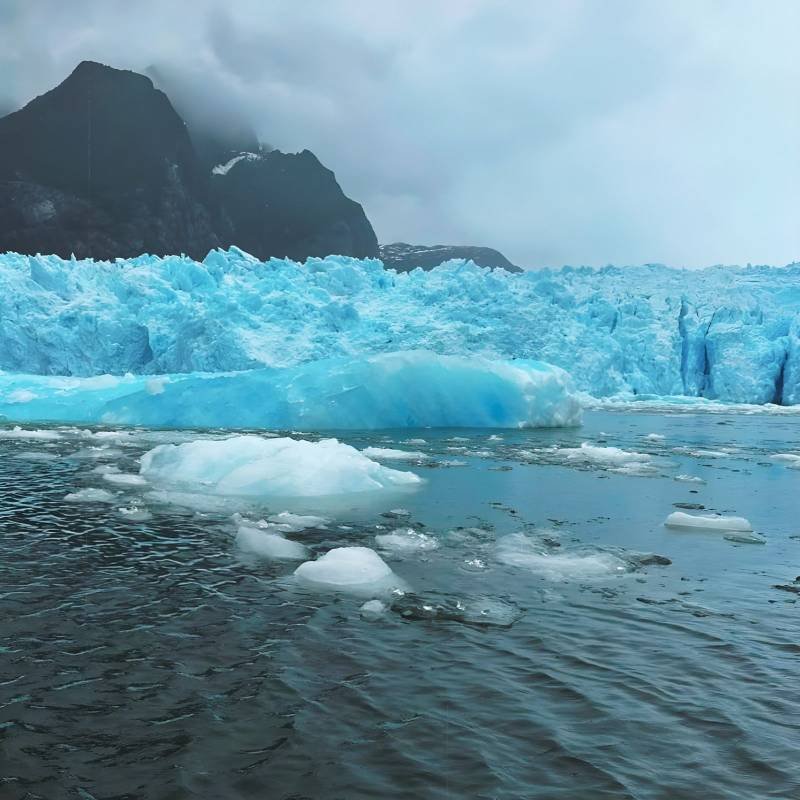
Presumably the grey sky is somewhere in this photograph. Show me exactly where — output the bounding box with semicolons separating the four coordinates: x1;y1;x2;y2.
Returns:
1;0;797;268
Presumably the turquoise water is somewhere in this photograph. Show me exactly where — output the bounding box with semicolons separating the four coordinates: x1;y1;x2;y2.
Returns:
1;411;798;799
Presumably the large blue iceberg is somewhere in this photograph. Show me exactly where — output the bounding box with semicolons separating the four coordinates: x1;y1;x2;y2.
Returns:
0;249;798;407
0;351;581;429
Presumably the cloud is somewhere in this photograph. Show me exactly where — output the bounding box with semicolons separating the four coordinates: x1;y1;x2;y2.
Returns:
0;0;797;267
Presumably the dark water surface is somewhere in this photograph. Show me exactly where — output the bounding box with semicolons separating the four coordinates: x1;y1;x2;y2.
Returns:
1;411;799;799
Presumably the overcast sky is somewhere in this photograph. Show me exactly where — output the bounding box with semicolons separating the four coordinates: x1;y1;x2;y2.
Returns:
1;0;797;268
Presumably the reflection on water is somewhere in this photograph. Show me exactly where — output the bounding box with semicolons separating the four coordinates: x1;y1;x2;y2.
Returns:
1;411;799;799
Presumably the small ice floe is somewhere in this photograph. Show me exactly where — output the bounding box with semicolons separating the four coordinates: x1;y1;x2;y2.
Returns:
496;533;629;580
236;525;308;560
557;442;657;475
293;546;405;595
140;436;422;498
402;438;427;445
266;511;328;531
771;454;800;469
359;599;387;621
664;512;752;532
118;505;152;522
674;474;706;484
103;473;148;487
362;447;430;461
723;531;766;545
390;592;523;628
92;463;120;474
15;451;59;462
375;528;439;554
563;442;651;466
0;426;62;440
64;487;116;503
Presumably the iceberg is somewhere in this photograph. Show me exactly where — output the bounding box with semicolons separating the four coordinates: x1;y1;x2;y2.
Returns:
664;512;753;532
0;250;798;405
0;351;581;430
293;546;405;595
139;436;422;498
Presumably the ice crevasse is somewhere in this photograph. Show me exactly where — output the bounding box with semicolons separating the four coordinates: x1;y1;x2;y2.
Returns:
0;249;798;407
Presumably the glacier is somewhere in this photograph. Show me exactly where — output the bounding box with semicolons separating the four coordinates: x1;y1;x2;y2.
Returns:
0;249;798;412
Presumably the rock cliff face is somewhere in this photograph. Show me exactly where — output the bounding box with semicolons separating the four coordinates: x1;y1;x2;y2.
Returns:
0;61;377;261
379;242;521;272
213;150;378;260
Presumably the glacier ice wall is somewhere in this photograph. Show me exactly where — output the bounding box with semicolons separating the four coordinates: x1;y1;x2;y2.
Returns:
0;351;581;429
0;249;798;404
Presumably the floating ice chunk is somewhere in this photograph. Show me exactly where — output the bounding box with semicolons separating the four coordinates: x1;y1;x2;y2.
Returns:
386;508;411;517
118;505;152;521
390;593;523;627
496;533;629;580
266;511;328;531
362;447;429;461
403;439;427;445
140;436;422;498
93;464;120;474
771;453;800;464
664;512;753;532
293;547;405;595
64;487;116;503
562;442;651;467
0;426;61;440
674;474;706;484
15;451;58;461
103;472;148;487
723;531;766;544
235;525;308;560
375;528;439;554
687;449;730;459
359;599;387;621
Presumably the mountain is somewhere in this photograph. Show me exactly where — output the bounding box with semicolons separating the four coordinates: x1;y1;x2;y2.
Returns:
379;242;522;272
213;150;378;260
0;61;378;262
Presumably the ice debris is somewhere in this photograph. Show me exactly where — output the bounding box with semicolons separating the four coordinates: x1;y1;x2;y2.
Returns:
375;528;439;554
496;533;630;580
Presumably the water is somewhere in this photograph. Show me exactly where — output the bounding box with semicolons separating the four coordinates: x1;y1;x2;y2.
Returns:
1;411;799;799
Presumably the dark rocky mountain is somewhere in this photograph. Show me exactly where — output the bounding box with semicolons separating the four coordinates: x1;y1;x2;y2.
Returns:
379;242;522;272
0;61;377;262
213;150;378;260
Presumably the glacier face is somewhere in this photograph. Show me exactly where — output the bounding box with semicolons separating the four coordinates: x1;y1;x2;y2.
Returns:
0;249;798;405
0;351;581;429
